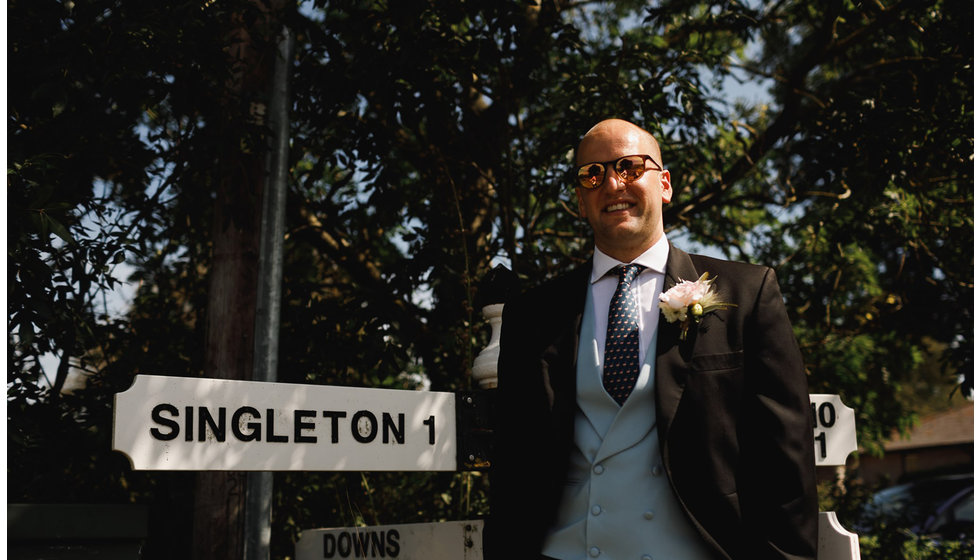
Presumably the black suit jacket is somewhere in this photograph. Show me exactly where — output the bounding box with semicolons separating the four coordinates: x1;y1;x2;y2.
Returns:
489;244;818;560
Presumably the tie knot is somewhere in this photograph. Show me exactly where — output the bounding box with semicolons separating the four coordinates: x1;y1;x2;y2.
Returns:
616;264;644;285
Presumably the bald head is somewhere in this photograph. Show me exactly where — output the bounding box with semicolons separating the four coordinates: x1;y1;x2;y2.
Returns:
576;119;663;167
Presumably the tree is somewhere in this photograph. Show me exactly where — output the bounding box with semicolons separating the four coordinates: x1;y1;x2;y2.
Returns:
8;1;971;559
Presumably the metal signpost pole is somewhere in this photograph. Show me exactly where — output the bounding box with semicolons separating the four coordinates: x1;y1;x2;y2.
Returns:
244;23;294;560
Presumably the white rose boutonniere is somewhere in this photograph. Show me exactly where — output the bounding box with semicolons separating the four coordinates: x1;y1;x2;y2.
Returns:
658;272;736;340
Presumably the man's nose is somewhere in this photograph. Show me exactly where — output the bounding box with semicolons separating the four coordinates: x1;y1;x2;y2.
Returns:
600;168;626;191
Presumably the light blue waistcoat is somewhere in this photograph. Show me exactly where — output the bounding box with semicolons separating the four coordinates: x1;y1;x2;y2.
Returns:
541;287;715;560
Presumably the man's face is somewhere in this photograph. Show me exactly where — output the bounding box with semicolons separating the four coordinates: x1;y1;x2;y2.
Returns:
576;121;672;262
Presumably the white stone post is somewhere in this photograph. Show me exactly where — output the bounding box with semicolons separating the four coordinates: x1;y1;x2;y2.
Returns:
470;264;518;390
471;303;504;389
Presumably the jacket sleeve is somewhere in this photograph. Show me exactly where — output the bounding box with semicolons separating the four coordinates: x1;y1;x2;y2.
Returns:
486;295;560;559
740;267;818;560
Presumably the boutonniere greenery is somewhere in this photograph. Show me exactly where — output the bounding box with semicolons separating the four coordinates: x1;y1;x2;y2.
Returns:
658;272;737;340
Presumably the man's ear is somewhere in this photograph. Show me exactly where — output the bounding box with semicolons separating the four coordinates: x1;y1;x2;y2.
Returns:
660;170;672;204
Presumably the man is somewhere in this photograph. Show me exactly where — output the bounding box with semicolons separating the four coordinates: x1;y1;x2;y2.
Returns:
490;119;817;560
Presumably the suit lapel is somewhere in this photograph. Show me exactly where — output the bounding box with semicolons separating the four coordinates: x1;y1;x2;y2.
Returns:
655;244;700;439
663;243;700;290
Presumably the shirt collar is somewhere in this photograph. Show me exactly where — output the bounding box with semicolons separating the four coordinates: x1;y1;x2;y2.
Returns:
590;236;670;284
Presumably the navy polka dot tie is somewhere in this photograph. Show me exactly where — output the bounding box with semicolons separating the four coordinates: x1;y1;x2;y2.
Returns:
603;264;644;405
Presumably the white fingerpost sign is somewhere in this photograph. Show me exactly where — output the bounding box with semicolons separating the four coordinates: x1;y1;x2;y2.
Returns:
113;375;457;471
295;521;483;560
809;394;858;467
811;393;862;557
810;394;862;559
818;512;861;560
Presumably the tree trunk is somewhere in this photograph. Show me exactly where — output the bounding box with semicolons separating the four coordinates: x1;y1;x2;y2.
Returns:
192;159;262;559
192;4;277;558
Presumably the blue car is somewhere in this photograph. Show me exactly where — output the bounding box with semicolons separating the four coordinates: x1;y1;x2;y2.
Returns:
857;474;973;541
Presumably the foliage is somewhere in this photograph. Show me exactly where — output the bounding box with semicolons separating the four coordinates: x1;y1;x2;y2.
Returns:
8;0;972;558
748;0;974;449
859;531;974;560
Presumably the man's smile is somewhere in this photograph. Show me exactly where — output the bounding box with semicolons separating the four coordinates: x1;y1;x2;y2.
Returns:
604;201;635;212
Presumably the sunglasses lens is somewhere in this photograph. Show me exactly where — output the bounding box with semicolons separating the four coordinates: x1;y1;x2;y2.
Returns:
577;163;605;189
616;156;647;182
577;156;653;189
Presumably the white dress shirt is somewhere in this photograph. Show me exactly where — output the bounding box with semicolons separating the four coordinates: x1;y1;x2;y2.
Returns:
589;236;669;369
